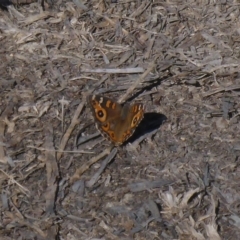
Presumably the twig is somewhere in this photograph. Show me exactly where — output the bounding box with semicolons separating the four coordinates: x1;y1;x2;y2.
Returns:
202;85;240;98
0;119;8;165
0;169;30;195
14;218;47;237
70;147;113;184
27;145;93;154
81;67;144;74
95;13;128;35
57;99;85;160
118;59;157;103
127;128;159;151
20;11;52;25
44;126;59;214
207;64;239;73
58;96;70;133
86;147;117;187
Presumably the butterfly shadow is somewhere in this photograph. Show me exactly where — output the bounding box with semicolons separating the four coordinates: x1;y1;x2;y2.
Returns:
126;112;167;145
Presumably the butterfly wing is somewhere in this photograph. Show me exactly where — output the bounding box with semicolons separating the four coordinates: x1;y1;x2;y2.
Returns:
114;103;144;143
88;95;144;145
88;95;123;143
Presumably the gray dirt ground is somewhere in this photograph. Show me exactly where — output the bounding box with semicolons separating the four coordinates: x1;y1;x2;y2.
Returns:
1;0;240;239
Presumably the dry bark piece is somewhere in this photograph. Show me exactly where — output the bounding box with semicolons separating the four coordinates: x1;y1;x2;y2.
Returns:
44;126;59;215
128;179;173;192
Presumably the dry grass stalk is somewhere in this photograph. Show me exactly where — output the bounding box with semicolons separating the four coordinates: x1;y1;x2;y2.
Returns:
0;120;8;165
86;147;117;187
70;146;113;184
81;67;144;74
118;59;157;103
44;125;59;214
57;100;85;161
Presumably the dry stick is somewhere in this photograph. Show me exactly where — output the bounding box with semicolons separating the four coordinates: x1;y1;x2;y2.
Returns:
207;64;239;73
81;67;144;74
176;49;203;68
10;199;25;219
28;145;93;154
19;163;45;182
7;5;25;19
118;59;157;103
57;100;85;161
95;13;129;35
202;85;240;98
44;126;59;215
92;74;109;91
16;218;47;237
0;119;7;164
0;102;15;166
72;0;88;10
127;128;159;150
20;11;51;25
0;169;30;195
86;147;117;187
129;1;151;18
69;147;113;184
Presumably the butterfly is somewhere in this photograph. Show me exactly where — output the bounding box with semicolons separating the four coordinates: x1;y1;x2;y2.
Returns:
88;95;144;145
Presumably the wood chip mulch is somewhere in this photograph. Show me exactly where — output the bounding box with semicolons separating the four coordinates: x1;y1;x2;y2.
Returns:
0;1;240;239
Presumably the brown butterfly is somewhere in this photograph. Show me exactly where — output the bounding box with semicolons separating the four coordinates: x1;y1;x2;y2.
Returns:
88;95;144;145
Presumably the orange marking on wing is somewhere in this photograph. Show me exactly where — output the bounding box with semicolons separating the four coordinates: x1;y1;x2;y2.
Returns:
106;100;111;108
101;123;110;131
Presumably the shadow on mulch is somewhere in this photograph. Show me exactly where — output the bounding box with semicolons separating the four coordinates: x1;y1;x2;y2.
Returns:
127;112;167;144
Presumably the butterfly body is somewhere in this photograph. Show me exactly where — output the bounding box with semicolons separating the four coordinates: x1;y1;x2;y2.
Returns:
88;95;144;145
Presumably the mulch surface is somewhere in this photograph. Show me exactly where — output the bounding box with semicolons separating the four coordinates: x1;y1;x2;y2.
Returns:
0;1;240;239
